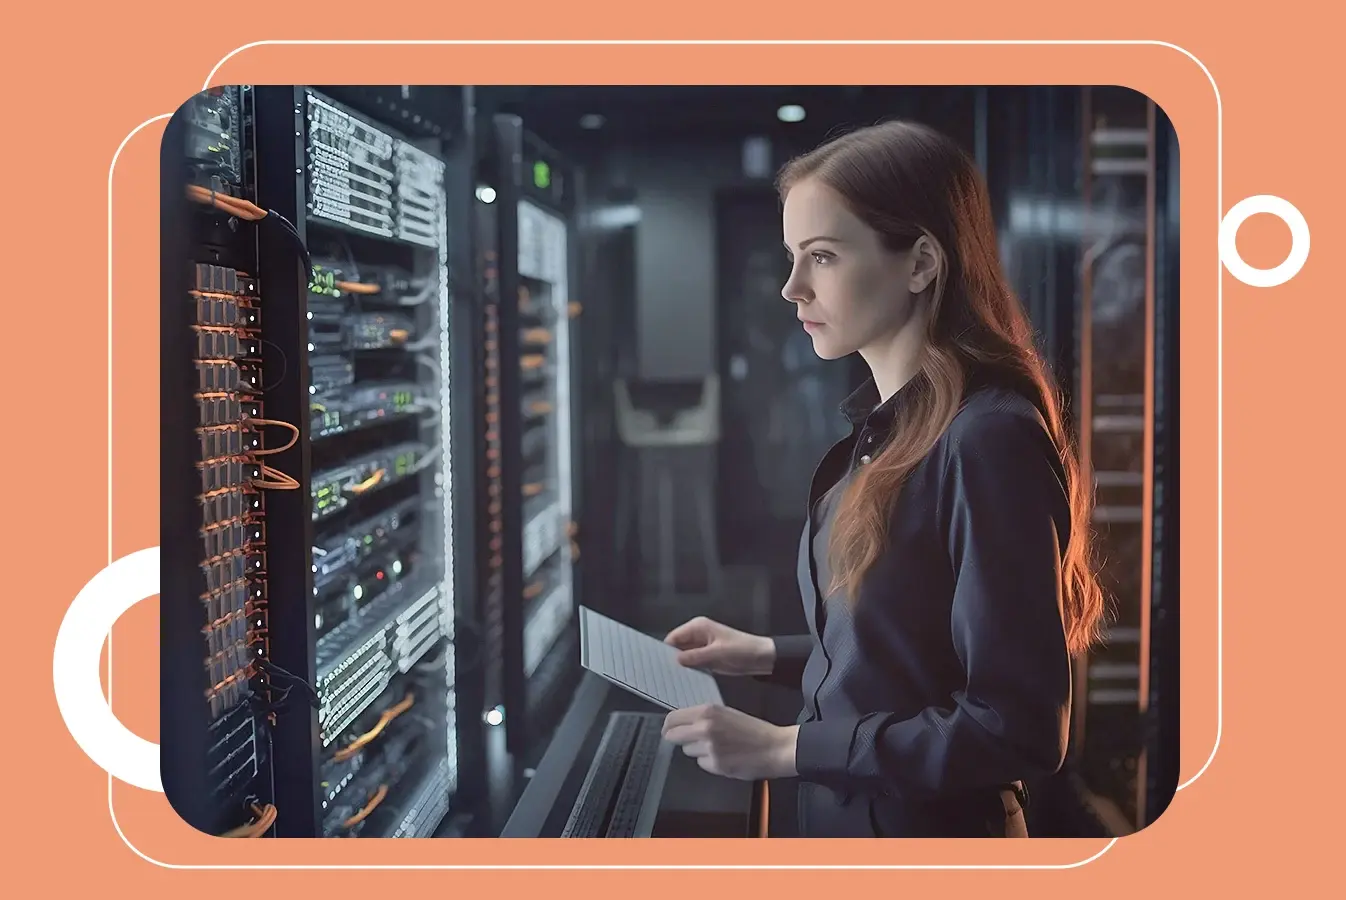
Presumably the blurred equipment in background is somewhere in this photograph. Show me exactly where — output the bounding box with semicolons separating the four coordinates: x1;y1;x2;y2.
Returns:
1069;87;1180;834
473;115;587;818
613;375;724;604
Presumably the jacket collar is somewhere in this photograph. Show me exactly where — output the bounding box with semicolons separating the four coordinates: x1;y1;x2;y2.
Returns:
839;375;918;429
839;367;1001;430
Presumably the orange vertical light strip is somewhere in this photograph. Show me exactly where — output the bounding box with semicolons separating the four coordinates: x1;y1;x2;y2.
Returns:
758;782;770;838
1073;86;1095;754
1136;99;1159;826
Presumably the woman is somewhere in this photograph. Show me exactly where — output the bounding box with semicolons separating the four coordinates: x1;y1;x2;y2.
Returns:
660;121;1106;838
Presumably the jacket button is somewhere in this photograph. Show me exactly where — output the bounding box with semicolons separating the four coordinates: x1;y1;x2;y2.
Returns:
860;455;872;465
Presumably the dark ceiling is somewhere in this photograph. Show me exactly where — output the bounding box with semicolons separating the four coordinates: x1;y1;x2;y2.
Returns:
474;85;981;151
311;85;1120;166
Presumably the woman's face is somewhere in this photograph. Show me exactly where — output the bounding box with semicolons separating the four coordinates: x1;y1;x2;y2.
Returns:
781;177;931;361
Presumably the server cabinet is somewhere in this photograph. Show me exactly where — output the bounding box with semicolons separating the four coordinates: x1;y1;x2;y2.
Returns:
160;85;280;838
1142;104;1180;828
1074;86;1180;832
476;114;585;763
161;84;485;838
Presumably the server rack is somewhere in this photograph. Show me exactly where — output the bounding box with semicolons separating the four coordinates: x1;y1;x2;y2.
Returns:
1074;87;1179;831
1142;105;1180;827
476;115;584;762
161;84;484;838
160;85;281;838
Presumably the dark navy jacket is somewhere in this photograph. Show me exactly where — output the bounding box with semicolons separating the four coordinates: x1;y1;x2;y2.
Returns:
764;375;1074;837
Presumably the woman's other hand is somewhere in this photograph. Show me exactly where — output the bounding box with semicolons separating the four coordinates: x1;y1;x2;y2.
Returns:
664;617;776;677
662;704;800;780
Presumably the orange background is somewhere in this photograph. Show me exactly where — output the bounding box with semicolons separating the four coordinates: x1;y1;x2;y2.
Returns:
7;0;1341;892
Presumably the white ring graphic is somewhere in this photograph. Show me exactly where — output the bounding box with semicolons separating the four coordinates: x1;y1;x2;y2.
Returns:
1218;194;1310;287
53;546;162;792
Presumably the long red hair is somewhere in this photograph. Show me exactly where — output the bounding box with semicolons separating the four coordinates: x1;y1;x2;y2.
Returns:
777;121;1106;658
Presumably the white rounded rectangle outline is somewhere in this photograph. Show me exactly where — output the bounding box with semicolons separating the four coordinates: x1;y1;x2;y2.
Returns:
104;36;1227;871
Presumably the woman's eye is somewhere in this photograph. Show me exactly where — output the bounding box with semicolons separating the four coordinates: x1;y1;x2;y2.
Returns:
811;252;831;265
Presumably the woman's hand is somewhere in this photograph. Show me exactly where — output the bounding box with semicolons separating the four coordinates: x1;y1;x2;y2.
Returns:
662;704;800;780
664;617;776;676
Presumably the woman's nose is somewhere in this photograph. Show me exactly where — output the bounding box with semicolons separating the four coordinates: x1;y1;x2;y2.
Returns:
782;270;810;304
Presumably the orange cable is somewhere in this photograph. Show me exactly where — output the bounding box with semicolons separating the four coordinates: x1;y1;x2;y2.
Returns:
187;185;266;221
334;280;381;295
222;803;277;838
247;418;300;456
331;695;416;763
347;469;385;495
342;785;389;829
253;464;300;490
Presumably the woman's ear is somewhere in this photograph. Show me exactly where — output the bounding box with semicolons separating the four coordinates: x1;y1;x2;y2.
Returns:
908;235;943;295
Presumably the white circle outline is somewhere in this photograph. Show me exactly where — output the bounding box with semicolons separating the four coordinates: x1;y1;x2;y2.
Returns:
53;546;162;792
1218;194;1310;287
